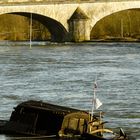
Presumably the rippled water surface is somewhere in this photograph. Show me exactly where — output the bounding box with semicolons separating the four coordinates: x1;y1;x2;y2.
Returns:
0;42;140;140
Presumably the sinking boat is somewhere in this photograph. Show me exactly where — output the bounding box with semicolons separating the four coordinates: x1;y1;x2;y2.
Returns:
0;100;128;140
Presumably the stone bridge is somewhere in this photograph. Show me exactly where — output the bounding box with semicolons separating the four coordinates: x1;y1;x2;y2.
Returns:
0;0;140;42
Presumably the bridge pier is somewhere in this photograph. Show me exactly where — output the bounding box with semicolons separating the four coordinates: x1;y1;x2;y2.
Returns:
68;7;90;42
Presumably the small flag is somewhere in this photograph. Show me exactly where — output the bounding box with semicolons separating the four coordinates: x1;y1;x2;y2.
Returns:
94;81;98;89
95;98;102;109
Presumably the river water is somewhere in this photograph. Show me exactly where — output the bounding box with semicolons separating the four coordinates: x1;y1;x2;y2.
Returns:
0;41;139;140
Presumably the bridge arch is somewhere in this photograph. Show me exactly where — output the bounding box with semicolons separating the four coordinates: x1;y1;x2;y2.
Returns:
0;12;68;42
87;1;140;29
90;8;140;41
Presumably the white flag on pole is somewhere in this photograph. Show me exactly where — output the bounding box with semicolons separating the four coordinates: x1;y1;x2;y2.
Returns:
95;98;102;109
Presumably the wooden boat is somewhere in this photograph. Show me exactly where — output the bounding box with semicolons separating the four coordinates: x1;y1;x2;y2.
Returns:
0;100;128;140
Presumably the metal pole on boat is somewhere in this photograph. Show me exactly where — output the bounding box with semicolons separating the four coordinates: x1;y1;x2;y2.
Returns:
91;80;97;121
89;80;97;133
29;13;32;48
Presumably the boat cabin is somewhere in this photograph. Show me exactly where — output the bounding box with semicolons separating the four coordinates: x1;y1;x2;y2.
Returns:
59;111;103;137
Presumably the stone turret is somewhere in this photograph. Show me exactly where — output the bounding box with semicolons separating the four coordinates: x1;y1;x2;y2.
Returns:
68;7;90;42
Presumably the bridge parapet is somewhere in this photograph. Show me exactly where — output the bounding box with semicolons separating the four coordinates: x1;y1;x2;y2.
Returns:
0;0;138;5
0;0;85;5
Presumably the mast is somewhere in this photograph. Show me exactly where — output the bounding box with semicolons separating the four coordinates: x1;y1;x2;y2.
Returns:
91;79;102;121
29;13;32;48
89;80;97;133
89;79;103;133
91;80;97;121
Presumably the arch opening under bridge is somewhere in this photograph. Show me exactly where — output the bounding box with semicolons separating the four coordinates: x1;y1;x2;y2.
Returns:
90;8;140;41
0;12;68;42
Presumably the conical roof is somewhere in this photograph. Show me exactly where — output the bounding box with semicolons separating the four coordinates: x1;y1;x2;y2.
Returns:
69;7;89;21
